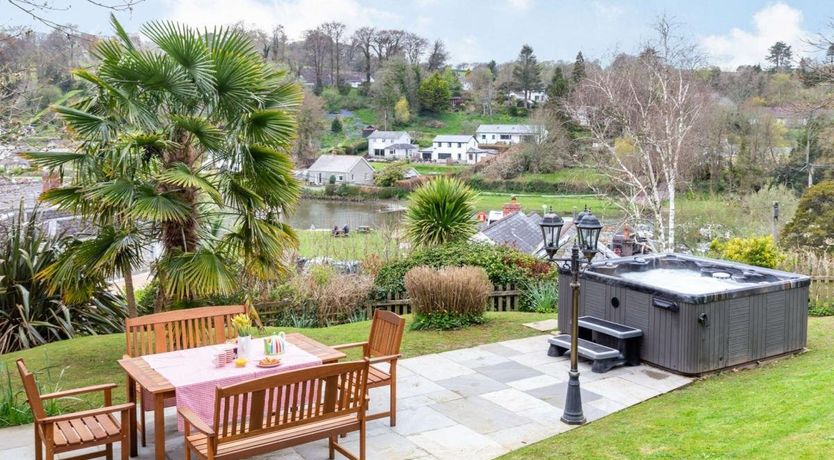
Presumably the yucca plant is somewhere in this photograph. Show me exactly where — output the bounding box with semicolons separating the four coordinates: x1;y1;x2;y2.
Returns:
404;177;477;247
0;204;125;353
24;15;303;313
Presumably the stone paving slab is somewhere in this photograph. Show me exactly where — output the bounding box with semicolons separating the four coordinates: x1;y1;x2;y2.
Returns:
522;319;560;332
0;334;692;460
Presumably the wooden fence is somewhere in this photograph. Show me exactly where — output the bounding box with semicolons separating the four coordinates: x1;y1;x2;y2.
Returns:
810;276;834;307
371;284;522;315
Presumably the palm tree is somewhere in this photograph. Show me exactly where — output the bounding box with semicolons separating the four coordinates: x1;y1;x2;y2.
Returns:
405;177;477;247
25;16;303;315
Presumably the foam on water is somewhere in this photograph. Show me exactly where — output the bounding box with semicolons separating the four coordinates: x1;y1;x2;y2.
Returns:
617;268;763;295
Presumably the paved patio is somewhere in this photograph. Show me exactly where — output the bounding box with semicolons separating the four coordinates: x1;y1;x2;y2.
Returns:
0;334;692;460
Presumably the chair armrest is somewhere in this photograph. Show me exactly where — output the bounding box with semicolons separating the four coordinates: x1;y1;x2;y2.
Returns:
179;407;215;436
41;383;117;400
366;353;401;365
39;403;134;424
332;341;368;351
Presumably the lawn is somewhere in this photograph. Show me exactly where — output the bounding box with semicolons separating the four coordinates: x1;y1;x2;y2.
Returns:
296;229;402;260
514;168;608;188
503;316;834;459
0;311;551;425
471;192;617;217
369;162;467;175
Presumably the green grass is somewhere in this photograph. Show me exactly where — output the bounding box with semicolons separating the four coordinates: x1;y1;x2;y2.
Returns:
471;192;617;217
503;316;834;459
369;162;467;175
514;168;608;188
0;311;551;423
296;229;402;260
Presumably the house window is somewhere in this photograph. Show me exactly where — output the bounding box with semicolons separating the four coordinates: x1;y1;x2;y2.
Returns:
375;149;385;156
447;142;452;148
500;134;511;140
438;153;451;160
338;175;344;181
491;135;495;140
457;142;462;148
468;154;474;160
481;134;486;139
457;154;461;160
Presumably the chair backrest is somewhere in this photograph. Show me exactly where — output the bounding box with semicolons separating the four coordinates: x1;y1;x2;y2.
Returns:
125;305;246;357
212;360;370;443
367;310;405;358
16;359;45;421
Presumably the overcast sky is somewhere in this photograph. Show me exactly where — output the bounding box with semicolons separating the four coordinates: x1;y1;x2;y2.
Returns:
3;0;831;69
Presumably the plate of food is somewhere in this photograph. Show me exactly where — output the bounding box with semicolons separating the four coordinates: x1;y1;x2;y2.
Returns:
257;356;281;368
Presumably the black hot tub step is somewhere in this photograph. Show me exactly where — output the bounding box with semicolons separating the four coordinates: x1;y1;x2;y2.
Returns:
578;316;643;339
547;334;624;373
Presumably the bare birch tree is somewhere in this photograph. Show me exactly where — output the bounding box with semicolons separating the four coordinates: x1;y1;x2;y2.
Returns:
567;17;711;251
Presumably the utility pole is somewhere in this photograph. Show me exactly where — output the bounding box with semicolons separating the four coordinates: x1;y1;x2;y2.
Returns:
772;201;780;242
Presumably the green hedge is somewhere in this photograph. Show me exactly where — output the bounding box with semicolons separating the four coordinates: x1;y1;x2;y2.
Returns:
464;176;609;195
373;242;553;299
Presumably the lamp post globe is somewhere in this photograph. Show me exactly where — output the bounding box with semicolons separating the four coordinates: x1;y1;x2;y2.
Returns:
540;210;564;261
576;211;603;262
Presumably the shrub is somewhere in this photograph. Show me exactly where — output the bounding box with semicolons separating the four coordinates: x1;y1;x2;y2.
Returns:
781;180;834;253
417;73;451;113
521;280;559;313
262;272;373;327
374;161;408;187
405;177;477;247
373;242;552;297
331;117;343;133
709;236;782;269
0;205;126;353
405;266;491;330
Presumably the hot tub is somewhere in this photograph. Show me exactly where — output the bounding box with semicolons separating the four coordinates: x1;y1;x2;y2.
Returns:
556;254;811;375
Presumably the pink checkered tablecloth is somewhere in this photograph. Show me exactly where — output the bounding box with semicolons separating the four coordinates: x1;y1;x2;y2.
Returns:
142;338;322;430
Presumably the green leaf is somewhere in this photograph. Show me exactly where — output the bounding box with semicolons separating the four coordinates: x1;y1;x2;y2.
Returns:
142;20;215;93
158;249;237;299
53;106;116;140
171;115;224;151
85;178;137;209
246;109;296;146
128;187;192;223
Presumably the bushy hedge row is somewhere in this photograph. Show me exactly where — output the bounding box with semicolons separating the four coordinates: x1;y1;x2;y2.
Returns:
373;242;553;298
465;176;608;195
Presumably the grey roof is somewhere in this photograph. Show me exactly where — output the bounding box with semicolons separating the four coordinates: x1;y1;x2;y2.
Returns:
368;130;409;140
386;143;418;150
467;147;496;155
476;124;543;135
308;154;370;173
479;212;543;254
433;134;474;143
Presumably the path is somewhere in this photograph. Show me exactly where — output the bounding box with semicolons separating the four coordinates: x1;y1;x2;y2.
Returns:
0;335;692;459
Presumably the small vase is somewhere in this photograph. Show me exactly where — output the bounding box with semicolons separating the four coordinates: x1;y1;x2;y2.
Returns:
237;335;252;358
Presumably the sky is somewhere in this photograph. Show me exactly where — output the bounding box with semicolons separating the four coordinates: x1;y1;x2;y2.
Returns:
2;0;832;69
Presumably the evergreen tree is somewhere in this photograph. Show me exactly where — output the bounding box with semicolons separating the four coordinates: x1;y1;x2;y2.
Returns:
417;73;451;113
546;67;569;100
572;51;586;83
766;41;793;71
511;44;542;109
331;116;343;133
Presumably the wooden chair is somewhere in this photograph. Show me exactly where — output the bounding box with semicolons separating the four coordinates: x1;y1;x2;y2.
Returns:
124;304;246;446
16;358;134;460
181;360;371;460
333;309;405;426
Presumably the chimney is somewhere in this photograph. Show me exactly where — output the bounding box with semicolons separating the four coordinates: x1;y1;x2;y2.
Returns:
502;195;522;216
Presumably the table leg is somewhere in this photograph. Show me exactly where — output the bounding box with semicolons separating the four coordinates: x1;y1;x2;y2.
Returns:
154;394;165;460
126;375;137;458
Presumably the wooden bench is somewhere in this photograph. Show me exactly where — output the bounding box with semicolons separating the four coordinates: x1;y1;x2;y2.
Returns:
548;334;623;373
181;360;371;460
124;305;247;449
578;316;642;366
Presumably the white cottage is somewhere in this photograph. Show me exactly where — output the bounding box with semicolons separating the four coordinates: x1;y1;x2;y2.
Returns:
307;155;375;186
476;124;547;145
367;131;413;160
422;134;495;164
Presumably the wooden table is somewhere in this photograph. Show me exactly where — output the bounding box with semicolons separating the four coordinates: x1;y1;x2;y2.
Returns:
118;333;346;459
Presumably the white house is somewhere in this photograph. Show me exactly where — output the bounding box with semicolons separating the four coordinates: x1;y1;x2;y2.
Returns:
423;134;496;164
367;131;413;159
476;124;547;145
307;155;375;186
508;90;548;106
382;143;419;160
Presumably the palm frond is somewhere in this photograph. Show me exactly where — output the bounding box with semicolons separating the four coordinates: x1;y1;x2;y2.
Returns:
157;249;237;299
245;109;296;146
53;105;116;140
142;20;215;93
85;178;137;209
39;186;88;214
128;186;192;223
156;163;222;204
171;115;224;151
223;176;266;210
21;151;85;169
109;13;136;52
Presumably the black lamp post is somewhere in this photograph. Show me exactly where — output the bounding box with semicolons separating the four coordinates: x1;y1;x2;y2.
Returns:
539;208;602;425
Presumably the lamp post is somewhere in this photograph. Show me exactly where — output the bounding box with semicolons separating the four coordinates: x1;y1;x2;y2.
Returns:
539;207;602;425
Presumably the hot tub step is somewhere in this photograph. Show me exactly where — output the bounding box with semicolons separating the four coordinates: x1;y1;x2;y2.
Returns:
548;334;624;373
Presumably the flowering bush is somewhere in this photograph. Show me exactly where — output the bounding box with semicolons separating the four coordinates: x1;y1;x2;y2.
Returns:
709;236;782;269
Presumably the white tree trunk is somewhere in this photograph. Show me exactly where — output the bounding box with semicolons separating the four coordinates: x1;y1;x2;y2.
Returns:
667;178;676;252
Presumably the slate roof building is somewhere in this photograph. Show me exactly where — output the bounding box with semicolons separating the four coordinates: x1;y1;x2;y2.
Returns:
307;155;375;186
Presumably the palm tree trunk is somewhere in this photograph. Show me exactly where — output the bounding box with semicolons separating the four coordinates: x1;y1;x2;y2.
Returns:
122;260;137;318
